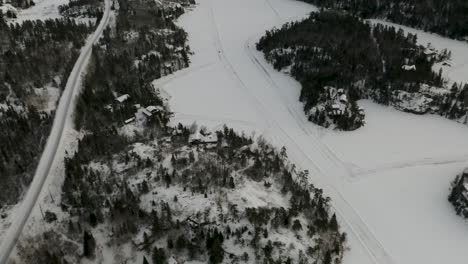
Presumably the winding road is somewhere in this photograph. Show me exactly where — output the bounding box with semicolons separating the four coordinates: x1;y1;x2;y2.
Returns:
0;0;111;262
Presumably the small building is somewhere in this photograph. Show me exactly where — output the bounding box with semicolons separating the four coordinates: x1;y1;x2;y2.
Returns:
0;4;17;17
189;130;218;145
146;105;163;114
116;94;130;103
402;65;416;71
124;117;135;124
142;108;153;117
424;48;436;56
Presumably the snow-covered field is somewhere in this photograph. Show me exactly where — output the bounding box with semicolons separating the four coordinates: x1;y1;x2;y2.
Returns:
153;0;468;263
11;0;69;23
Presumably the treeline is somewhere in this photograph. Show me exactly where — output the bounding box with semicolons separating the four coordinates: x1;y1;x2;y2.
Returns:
257;11;466;130
58;0;104;18
301;0;468;40
0;16;94;205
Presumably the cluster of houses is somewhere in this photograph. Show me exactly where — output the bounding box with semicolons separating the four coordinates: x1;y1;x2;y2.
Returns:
112;93;166;125
188;129;218;146
326;86;364;118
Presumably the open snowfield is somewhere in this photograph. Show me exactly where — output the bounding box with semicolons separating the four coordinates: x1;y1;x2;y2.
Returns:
12;0;68;23
153;0;468;263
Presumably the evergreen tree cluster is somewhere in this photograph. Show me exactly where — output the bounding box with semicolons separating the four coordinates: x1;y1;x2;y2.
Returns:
448;169;468;219
0;16;94;205
52;122;346;263
300;0;468;40
74;0;190;131
257;11;467;130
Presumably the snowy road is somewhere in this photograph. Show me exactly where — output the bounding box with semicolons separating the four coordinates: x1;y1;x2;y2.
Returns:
157;0;468;263
0;0;111;262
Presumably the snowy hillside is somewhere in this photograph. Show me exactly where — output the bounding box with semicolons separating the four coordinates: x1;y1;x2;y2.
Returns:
2;0;468;263
16;126;346;263
155;0;468;263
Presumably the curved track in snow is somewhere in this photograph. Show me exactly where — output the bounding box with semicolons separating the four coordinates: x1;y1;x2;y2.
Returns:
159;0;395;263
0;0;111;262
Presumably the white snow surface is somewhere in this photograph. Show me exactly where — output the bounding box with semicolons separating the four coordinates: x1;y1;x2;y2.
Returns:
151;0;468;264
9;0;69;23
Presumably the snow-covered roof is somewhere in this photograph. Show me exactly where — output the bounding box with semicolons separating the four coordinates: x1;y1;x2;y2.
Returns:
189;130;218;144
116;94;130;103
463;183;468;192
424;48;436;55
402;65;416;71
142;108;152;117
339;94;348;102
202;133;218;143
124;117;135;124
146;105;163;113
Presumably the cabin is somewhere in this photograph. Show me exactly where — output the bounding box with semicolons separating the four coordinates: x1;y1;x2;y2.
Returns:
424;48;436;56
329;104;343;116
146;105;163;114
402;65;416;71
189;130;218;145
124;117;136;124
116;94;130;103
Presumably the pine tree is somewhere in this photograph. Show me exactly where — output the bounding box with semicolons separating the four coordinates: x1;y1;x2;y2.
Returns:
83;230;96;258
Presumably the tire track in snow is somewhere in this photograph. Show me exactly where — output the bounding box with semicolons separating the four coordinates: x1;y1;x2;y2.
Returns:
244;33;347;171
243;35;395;264
205;0;395;263
352;153;468;178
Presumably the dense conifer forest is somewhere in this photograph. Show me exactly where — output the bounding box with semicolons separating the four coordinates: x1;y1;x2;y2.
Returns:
74;0;188;132
300;0;468;40
257;11;467;130
0;15;94;205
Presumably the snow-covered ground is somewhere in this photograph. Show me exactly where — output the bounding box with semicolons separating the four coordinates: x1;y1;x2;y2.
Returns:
153;0;468;263
0;0;112;261
11;0;69;23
